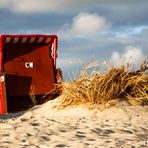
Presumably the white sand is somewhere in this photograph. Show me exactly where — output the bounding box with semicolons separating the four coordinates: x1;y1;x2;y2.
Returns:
0;99;148;148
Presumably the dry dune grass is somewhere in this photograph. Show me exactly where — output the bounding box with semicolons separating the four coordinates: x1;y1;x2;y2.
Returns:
54;60;148;110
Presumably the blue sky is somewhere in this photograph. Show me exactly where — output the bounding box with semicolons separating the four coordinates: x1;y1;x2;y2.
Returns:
0;0;148;79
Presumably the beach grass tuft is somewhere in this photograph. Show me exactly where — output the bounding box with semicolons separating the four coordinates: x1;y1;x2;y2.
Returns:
54;60;148;110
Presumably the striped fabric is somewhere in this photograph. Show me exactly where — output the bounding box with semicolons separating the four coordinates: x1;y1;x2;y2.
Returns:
4;36;51;44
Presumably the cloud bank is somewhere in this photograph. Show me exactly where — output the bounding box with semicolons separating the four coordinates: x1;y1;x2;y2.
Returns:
59;13;110;38
70;13;110;35
111;46;145;67
0;0;147;13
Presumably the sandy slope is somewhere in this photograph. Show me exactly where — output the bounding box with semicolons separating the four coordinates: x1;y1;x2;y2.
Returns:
0;99;148;148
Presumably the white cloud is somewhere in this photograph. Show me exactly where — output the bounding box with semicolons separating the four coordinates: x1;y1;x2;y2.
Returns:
59;13;111;38
0;0;58;13
0;0;11;7
111;46;145;67
0;0;94;13
71;13;110;35
0;0;144;13
13;1;51;13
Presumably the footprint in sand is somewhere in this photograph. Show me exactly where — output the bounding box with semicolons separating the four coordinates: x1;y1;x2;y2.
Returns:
91;128;115;137
75;131;86;139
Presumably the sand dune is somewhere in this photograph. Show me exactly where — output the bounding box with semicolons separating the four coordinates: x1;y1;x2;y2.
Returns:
0;99;148;148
